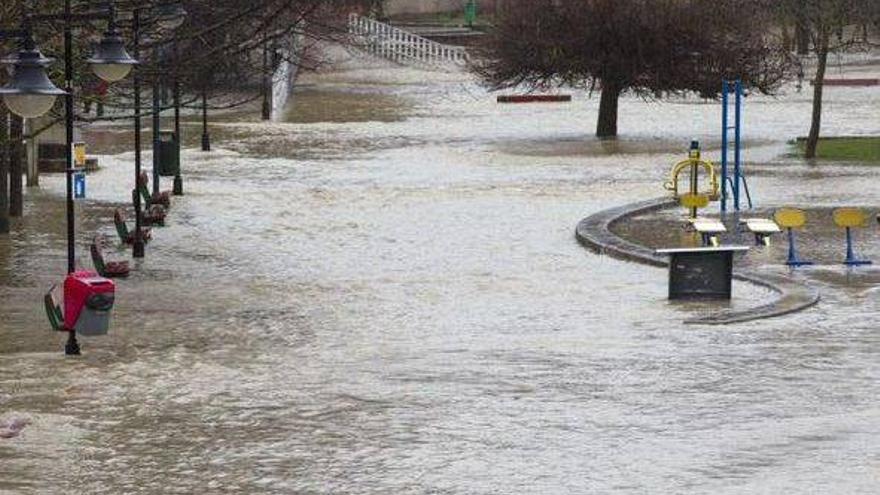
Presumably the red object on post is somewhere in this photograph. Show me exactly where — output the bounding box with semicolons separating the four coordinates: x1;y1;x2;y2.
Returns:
63;271;116;335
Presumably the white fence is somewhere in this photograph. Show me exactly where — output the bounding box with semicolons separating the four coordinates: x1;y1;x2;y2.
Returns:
348;14;468;69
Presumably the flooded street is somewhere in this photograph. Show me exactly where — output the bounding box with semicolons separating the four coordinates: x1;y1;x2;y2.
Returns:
1;60;879;493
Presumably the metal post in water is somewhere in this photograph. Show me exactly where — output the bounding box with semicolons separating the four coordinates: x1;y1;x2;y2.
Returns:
734;79;742;212
688;140;700;219
133;8;145;259
201;88;210;151
721;80;729;215
172;78;182;195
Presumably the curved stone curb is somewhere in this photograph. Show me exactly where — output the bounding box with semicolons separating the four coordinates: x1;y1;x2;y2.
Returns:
575;197;821;325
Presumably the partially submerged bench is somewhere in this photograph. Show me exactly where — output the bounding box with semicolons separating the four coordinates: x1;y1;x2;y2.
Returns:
90;236;130;278
114;209;152;245
739;218;781;246
687;217;726;247
138;172;172;209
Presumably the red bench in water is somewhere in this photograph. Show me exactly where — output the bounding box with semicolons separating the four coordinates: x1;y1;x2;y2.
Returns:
497;95;572;103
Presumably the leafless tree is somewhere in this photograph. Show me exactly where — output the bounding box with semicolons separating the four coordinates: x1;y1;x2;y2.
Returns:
473;0;796;138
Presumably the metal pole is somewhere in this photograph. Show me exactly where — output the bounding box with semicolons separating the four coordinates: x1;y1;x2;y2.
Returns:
63;0;80;356
172;77;182;195
201;88;210;151
720;80;728;215
0;108;9;234
132;8;145;258
261;42;270;120
152;58;161;197
733;79;742;212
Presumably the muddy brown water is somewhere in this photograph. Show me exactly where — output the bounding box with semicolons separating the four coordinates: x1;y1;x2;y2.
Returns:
1;68;879;493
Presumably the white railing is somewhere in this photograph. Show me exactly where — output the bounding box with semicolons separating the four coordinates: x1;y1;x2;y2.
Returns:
348;13;469;69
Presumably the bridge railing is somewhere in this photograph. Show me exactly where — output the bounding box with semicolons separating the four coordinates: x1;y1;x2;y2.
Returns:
348;13;468;68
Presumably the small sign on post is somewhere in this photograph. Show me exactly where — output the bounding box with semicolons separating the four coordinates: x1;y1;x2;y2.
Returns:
73;142;86;168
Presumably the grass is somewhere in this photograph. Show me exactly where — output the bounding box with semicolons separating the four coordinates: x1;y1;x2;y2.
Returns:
795;137;880;162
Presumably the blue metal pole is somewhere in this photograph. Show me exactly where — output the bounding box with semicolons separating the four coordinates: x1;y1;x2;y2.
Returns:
733;80;742;212
721;80;729;214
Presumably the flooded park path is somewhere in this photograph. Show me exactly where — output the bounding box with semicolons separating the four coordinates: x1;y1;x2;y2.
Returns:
1;57;879;493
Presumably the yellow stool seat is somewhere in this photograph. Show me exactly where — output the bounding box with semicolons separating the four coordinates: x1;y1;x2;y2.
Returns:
833;208;868;228
774;208;807;229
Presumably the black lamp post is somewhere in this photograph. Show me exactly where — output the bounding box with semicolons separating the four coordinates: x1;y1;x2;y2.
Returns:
129;1;185;256
1;0;136;355
201;86;210;152
151;1;187;198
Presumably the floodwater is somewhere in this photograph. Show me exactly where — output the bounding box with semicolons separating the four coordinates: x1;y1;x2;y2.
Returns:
1;54;879;493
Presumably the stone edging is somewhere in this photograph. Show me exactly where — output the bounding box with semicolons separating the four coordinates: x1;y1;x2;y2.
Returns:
575;197;821;325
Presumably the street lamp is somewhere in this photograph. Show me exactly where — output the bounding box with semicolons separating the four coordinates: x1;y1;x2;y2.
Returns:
0;38;65;118
0;1;136;355
87;23;138;82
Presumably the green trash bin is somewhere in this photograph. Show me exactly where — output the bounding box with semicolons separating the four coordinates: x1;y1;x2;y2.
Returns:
158;131;180;177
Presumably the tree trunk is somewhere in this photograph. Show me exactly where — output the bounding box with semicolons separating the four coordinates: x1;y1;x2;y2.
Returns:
596;83;621;138
9;115;23;217
805;32;829;160
0;109;8;234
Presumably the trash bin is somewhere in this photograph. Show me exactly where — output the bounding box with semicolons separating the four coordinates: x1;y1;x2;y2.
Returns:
63;271;115;336
158;130;180;177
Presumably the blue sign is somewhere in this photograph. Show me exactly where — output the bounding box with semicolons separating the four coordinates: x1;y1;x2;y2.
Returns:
74;172;86;199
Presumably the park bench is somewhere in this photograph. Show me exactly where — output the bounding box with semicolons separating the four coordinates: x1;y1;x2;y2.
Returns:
114;209;152;245
90;236;130;278
131;189;167;226
739;218;781;246
137;172;172;209
687;217;726;247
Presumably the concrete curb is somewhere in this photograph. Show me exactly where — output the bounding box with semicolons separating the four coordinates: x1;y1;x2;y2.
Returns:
575;197;821;325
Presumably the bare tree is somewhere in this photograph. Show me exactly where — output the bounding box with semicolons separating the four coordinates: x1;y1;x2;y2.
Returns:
780;0;873;159
474;0;795;138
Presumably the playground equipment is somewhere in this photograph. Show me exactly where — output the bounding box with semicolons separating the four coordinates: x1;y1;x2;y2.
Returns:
833;208;872;266
774;208;813;267
664;140;720;219
721;80;753;214
740;218;781;246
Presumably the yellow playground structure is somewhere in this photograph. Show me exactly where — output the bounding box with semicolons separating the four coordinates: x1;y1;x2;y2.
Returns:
663;141;720;219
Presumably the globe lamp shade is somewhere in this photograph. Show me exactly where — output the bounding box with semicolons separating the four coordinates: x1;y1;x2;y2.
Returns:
87;29;138;83
0;48;65;118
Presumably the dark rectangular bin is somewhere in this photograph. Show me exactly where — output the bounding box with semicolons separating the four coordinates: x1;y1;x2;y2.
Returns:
158;131;180;177
655;246;749;300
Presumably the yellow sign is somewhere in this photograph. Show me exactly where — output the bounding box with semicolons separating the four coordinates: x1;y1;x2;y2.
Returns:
73;142;86;167
833;208;868;228
774;208;807;229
